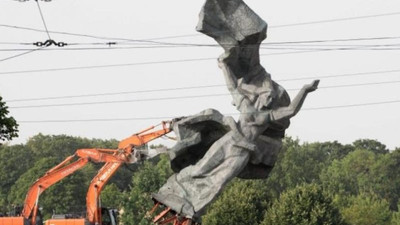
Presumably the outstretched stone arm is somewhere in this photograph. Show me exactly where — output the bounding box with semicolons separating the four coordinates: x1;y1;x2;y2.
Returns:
271;80;319;121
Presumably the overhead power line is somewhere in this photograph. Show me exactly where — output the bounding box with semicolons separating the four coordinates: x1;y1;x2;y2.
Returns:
1;35;400;48
6;84;225;102
147;12;400;40
17;99;400;123
5;75;400;103
270;12;400;28
1;42;400;52
1;11;400;43
0;56;214;75
8;79;400;109
35;0;51;40
0;47;43;63
265;36;400;45
0;23;175;46
1;39;399;75
276;69;400;82
302;99;400;111
0;42;32;45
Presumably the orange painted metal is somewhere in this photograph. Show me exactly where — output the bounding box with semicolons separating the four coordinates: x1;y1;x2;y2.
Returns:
0;217;28;225
86;121;172;225
1;121;173;225
153;207;172;223
20;148;134;225
149;200;195;225
118;121;171;149
44;218;86;225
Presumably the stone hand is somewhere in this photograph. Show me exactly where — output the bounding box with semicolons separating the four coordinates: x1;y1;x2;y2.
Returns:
303;80;319;93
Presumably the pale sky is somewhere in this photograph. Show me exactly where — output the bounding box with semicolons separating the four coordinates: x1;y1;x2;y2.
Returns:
0;0;399;149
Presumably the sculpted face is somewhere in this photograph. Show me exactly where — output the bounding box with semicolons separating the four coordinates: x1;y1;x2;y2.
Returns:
238;71;276;111
255;90;275;110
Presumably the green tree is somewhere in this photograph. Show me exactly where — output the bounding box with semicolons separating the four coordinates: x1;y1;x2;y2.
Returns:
3;134;125;219
25;134;118;161
353;139;388;154
391;207;400;225
265;138;350;198
202;179;269;225
320;149;378;197
7;157;90;219
101;183;124;209
0;144;33;213
0;96;18;142
322;141;355;161
7;157;56;207
261;183;346;225
340;193;392;225
120;154;173;225
368;149;400;210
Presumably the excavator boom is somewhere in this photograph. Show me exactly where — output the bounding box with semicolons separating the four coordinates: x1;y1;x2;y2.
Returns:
15;148;133;225
22;157;90;225
118;121;171;149
87;122;172;224
42;121;173;225
1;121;173;225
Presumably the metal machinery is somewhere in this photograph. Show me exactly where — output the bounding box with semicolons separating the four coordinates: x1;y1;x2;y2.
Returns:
0;121;172;225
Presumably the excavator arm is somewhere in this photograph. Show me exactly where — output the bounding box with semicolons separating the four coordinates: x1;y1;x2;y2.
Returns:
87;121;172;225
118;121;172;149
3;120;173;225
22;156;89;225
22;148;134;225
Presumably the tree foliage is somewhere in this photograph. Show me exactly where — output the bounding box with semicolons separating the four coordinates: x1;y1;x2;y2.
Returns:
0;96;18;142
352;139;388;154
369;149;400;210
1;134;399;225
0;144;33;212
265;138;354;198
340;193;392;225
261;183;346;225
120;154;173;225
320;149;378;197
101;183;124;209
0;134;124;219
202;179;269;225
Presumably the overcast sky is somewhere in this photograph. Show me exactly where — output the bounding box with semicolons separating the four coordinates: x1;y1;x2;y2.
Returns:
0;0;399;149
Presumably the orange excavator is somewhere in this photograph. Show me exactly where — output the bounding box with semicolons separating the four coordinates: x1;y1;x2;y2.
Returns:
45;121;173;225
0;121;172;225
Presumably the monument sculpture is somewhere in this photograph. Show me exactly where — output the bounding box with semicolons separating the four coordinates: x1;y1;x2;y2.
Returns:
149;0;319;224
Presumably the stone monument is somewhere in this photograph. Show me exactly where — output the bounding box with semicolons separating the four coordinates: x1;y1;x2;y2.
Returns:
149;0;319;224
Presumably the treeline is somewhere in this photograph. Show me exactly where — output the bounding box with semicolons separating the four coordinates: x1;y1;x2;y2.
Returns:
1;134;400;225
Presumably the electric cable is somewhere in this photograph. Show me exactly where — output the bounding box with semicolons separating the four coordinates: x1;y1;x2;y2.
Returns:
0;47;43;63
2;45;399;76
16;99;400;123
5;73;400;103
1;42;400;52
35;0;51;40
1;11;400;43
271;12;400;28
7;80;400;109
148;12;400;40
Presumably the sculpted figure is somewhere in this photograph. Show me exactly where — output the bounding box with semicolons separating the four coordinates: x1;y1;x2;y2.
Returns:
149;0;319;224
